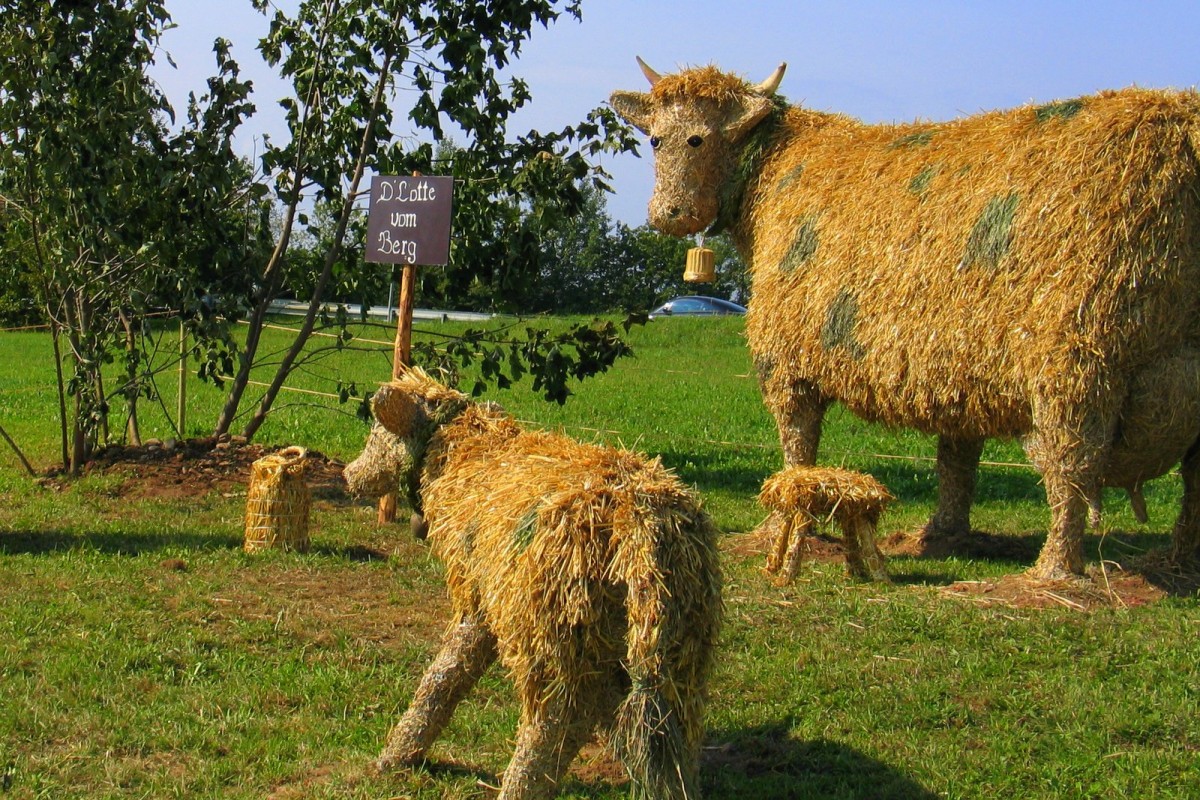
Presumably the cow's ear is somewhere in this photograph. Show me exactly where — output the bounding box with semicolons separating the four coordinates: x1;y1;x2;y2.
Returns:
722;95;774;143
371;383;421;436
610;91;654;135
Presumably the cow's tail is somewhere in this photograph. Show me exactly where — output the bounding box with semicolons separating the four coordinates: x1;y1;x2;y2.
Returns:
610;476;722;800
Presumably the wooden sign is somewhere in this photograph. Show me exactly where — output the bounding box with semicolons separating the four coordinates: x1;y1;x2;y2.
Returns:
365;175;454;265
364;173;454;526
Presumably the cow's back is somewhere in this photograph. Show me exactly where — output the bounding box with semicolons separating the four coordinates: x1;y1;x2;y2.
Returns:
742;87;1200;439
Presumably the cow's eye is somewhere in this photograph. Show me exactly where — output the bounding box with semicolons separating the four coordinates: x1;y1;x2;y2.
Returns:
650;136;662;149
687;135;704;148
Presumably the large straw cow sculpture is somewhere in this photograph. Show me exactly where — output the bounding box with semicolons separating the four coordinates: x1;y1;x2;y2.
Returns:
611;59;1200;579
344;368;722;800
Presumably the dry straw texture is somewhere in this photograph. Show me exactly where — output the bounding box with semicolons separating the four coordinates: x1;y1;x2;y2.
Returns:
759;466;892;582
740;86;1200;446
347;369;722;800
613;63;1200;578
243;446;311;553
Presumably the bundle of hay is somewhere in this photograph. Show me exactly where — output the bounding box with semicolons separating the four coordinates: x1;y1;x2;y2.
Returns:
759;465;892;582
345;368;722;800
244;446;311;554
612;60;1200;579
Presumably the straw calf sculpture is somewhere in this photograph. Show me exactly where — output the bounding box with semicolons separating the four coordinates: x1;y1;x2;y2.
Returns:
344;368;722;800
612;60;1200;579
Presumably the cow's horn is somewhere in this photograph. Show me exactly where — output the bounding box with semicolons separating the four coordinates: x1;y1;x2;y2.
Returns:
636;56;662;86
755;62;787;95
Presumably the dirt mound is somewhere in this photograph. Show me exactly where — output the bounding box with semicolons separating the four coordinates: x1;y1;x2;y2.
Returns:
730;524;1191;610
64;437;350;504
940;565;1169;610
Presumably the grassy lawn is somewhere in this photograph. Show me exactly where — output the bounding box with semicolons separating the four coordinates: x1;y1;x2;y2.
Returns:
0;315;1197;799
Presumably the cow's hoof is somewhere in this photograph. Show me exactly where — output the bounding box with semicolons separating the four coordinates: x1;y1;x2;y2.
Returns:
1025;560;1088;583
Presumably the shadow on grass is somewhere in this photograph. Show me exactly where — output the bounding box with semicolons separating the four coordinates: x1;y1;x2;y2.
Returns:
310;542;394;562
702;722;938;799
0;527;391;565
867;461;1047;506
0;527;242;556
1096;531;1200;598
405;758;498;786
655;448;772;498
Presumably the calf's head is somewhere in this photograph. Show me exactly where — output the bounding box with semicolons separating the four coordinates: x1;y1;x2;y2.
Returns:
610;58;786;236
343;368;470;499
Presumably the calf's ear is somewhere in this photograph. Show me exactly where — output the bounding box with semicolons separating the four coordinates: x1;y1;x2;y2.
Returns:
371;383;420;436
610;91;653;135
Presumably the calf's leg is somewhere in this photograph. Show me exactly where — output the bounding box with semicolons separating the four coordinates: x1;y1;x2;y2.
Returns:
377;617;498;771
497;692;606;800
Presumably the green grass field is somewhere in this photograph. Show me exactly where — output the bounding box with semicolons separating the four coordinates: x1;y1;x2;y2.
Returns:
1;316;1197;799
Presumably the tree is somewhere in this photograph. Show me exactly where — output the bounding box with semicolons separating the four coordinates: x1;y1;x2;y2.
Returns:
0;0;260;472
514;185;751;316
527;182;621;313
212;0;639;440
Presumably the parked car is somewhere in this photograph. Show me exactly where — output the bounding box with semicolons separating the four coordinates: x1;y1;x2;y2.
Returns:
649;295;747;319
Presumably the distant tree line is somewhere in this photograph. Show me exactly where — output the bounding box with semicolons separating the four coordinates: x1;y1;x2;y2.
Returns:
281;173;748;317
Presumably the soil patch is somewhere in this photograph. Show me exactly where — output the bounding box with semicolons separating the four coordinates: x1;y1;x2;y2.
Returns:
571;742;629;787
56;437;351;505
725;527;847;563
940;565;1169;611
729;524;1188;610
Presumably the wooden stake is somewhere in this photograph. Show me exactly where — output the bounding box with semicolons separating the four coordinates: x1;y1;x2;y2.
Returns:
378;262;417;523
178;318;187;438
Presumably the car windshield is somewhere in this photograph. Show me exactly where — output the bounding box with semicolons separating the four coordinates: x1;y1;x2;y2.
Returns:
670;298;712;313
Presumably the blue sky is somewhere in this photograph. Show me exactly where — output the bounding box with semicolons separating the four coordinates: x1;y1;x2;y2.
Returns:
156;1;1200;225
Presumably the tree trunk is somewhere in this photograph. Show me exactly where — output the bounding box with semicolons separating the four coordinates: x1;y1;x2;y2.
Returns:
210;12;333;439
49;320;70;471
120;309;141;446
238;51;395;442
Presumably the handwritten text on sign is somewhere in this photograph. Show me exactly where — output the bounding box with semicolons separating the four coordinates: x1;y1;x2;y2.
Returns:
364;175;454;265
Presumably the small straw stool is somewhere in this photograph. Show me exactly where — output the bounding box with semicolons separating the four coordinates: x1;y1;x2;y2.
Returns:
759;465;892;583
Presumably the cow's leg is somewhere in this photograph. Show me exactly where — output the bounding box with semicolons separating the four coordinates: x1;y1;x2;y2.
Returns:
377;617;498;771
497;691;605;800
1026;406;1114;580
1030;471;1090;579
755;376;829;543
1171;440;1200;564
773;381;829;468
925;435;985;539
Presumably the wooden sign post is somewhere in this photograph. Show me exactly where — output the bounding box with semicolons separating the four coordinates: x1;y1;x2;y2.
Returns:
365;174;455;523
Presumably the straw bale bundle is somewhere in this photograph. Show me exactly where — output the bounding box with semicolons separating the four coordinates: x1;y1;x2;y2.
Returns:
243;446;311;553
759;466;891;582
344;368;722;800
612;60;1200;579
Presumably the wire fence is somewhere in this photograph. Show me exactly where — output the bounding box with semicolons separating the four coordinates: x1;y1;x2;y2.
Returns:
1;310;1039;472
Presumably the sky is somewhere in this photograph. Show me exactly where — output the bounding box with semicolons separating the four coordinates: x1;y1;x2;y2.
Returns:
154;0;1200;226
